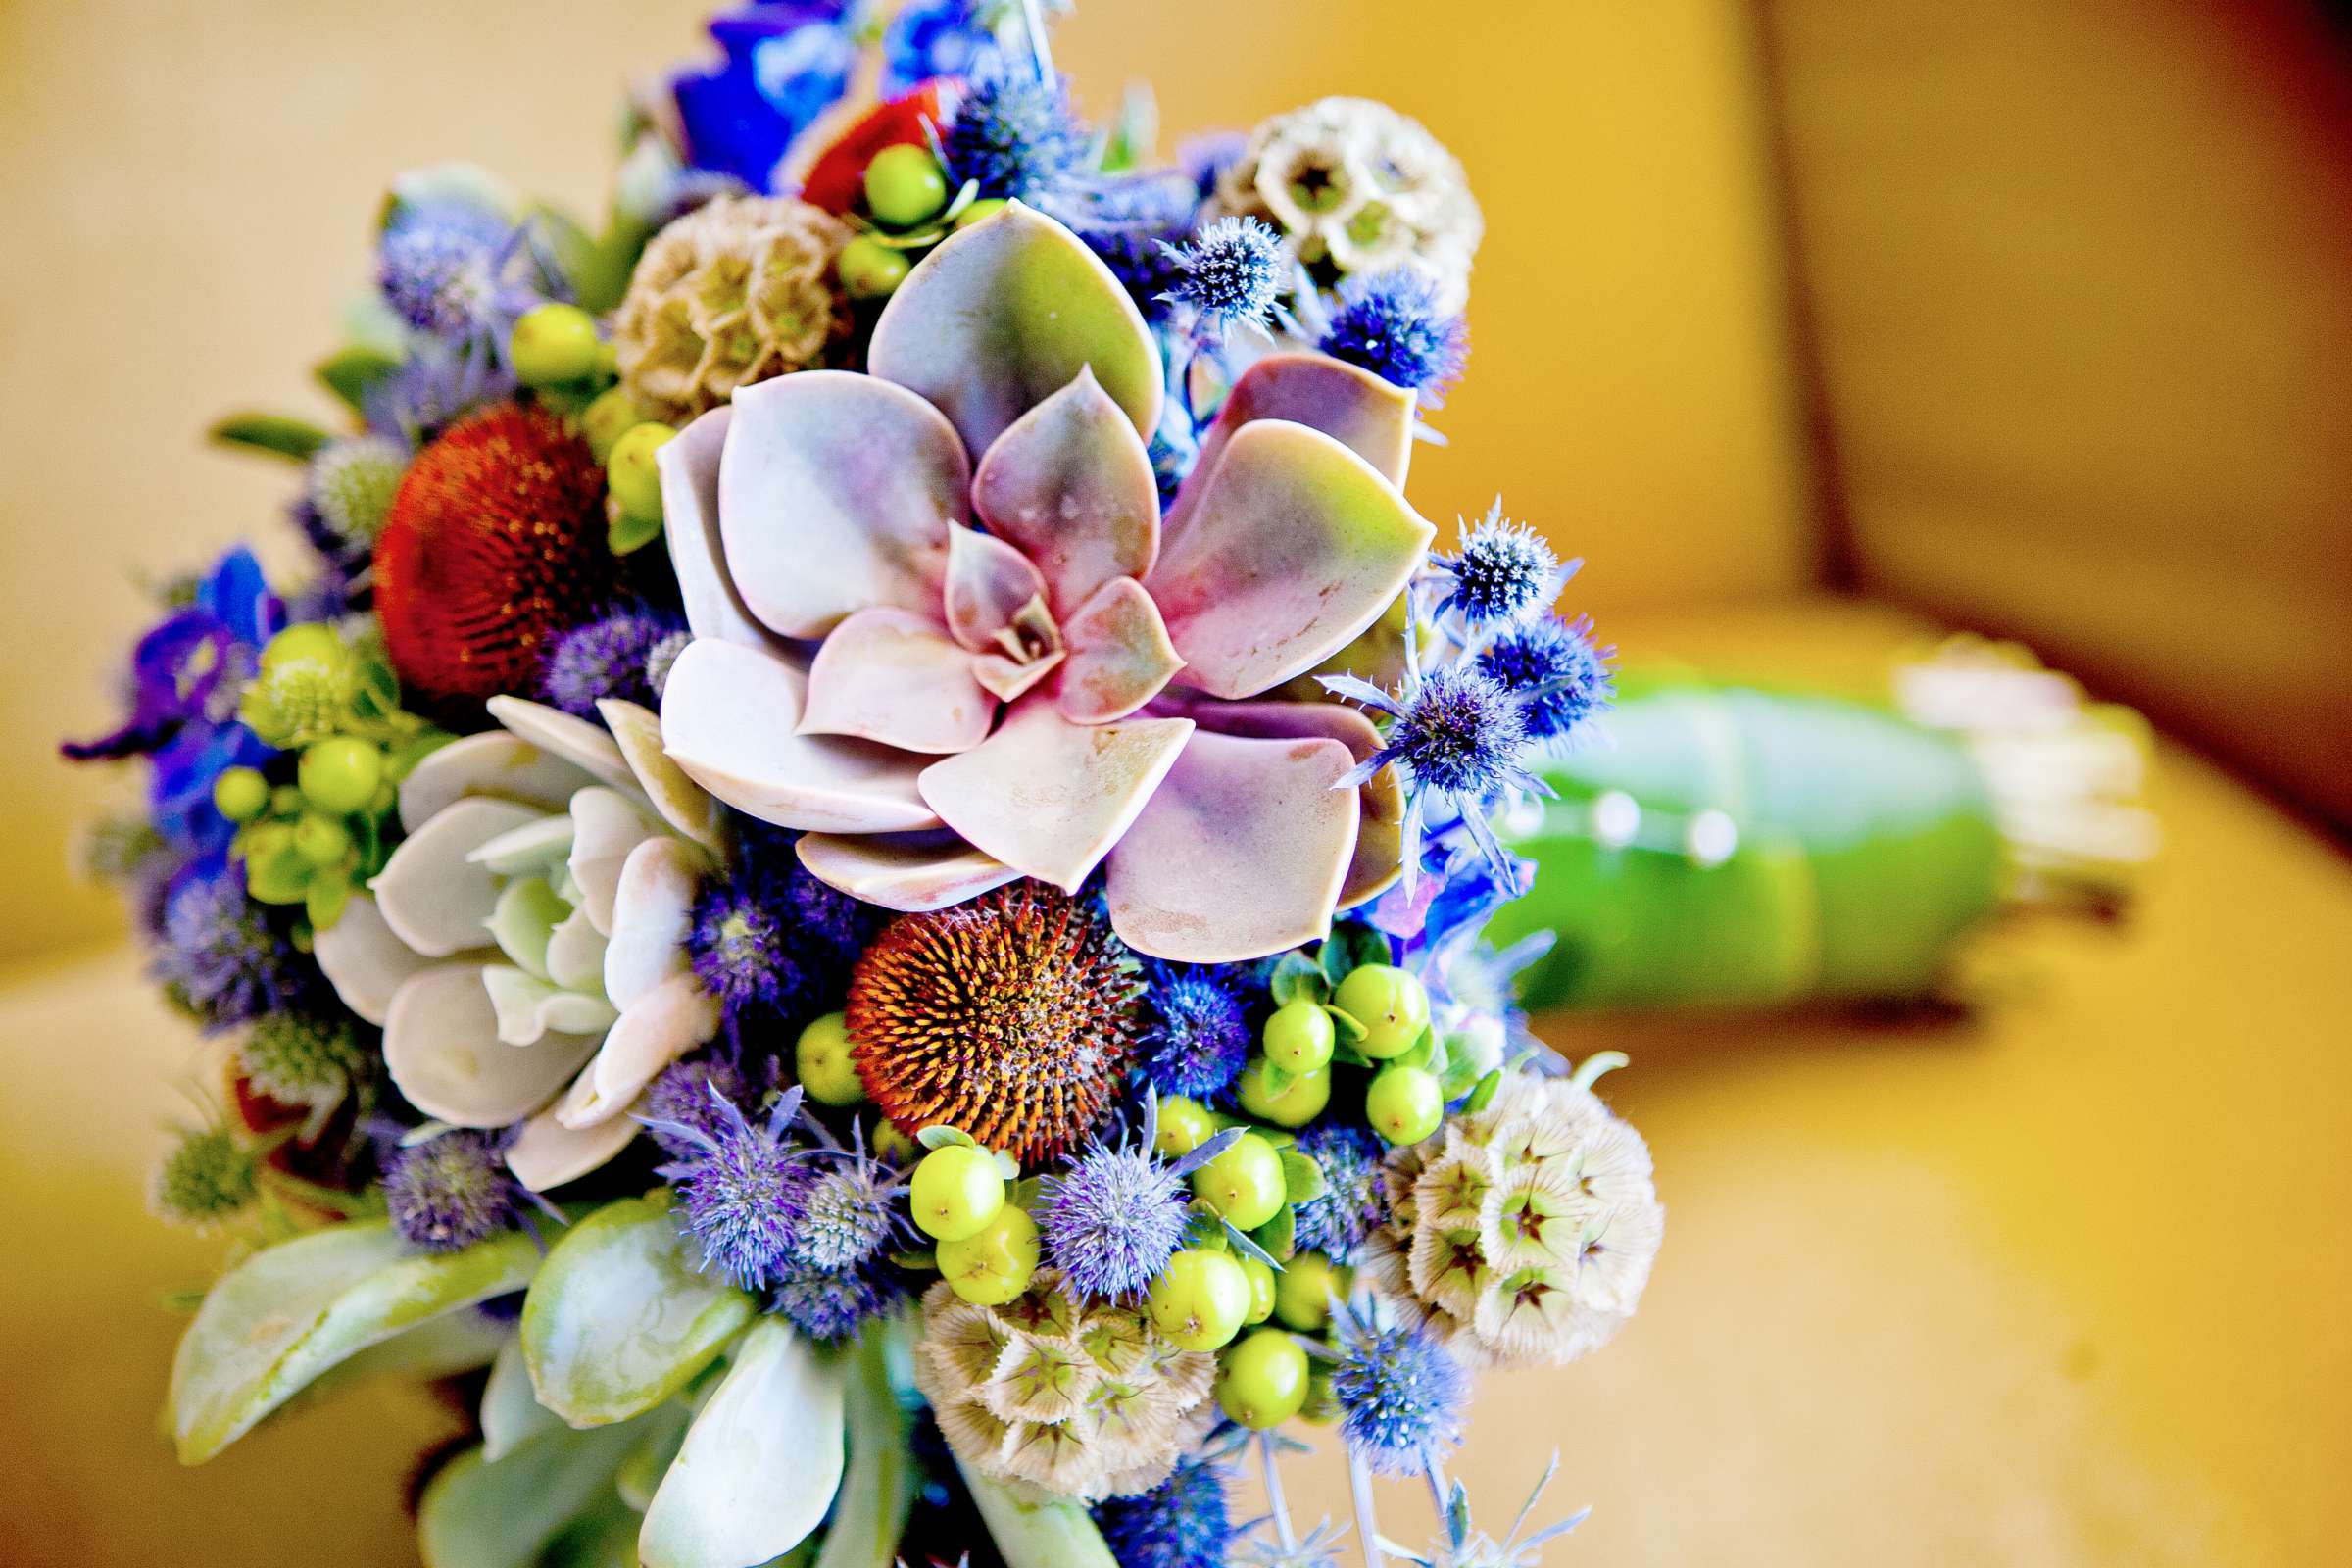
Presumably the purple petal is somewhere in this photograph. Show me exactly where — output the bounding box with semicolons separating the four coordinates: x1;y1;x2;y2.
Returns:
970;367;1159;615
801;607;996;755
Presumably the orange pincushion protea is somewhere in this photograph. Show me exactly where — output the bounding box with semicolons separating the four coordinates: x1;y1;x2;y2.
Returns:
846;881;1141;1162
372;402;615;705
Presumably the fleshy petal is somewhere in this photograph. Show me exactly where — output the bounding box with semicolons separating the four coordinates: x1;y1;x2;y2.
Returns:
507;1098;647;1193
313;891;430;1026
1104;732;1361;962
868;201;1162;458
486;697;648;802
970;368;1159;613
397;731;598;835
466;814;573;879
1145;420;1433;700
482;965;619;1047
661;637;942;833
372;798;544;958
972;647;1064;704
943;524;1053;654
1183;698;1403;909
1165;353;1416;541
567;788;661;937
382;964;601;1128
604;837;700;1011
553;972;721;1129
916;699;1193;893
544;906;608;994
795;830;1022;912
599;699;724;850
658;405;790;655
1055;577;1183;724
801;608;996;755
717;371;968;638
486;876;567;979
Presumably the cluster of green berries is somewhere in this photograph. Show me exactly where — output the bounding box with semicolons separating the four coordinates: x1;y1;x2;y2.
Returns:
908;1137;1037;1307
506;303;676;556
223;625;446;933
1243;960;1443;1146
839;145;1007;301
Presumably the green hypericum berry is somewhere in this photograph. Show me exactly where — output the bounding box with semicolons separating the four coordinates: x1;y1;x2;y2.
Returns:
1153;1095;1219;1157
937;1203;1038;1305
298;737;382;816
290;812;352;869
839;234;912;299
261;623;351;675
212;766;270;824
1272;1250;1344;1331
863;144;950;227
1235;1058;1330;1128
150;1127;258;1230
1146;1249;1250;1351
606;421;676;525
510;302;604;387
1333;963;1430;1058
911;1143;1006;1242
1216;1327;1310;1429
795;1012;864;1106
1366;1063;1445;1145
582;386;648;464
236;1011;361;1109
1239;1254;1278;1326
1192;1131;1286;1231
1262;999;1336;1072
956;198;1009;229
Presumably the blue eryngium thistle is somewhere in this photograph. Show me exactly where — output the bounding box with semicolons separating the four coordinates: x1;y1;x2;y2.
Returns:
150;1125;259;1231
383;1130;517;1252
1328;1298;1468;1476
1038;1098;1238;1300
1136;960;1254;1102
642;1054;761;1159
1318;268;1469;406
941;57;1090;200
154;864;311;1031
1093;1455;1231;1568
687;870;814;1029
1289;1122;1388;1264
652;1084;813;1290
789;1159;903;1274
1431;502;1564;628
769;1263;897;1343
1159;216;1288;337
1475;612;1615;746
539;608;681;717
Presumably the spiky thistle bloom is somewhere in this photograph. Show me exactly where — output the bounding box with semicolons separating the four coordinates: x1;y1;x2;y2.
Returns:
371;402;616;706
1473;613;1614;747
847;882;1143;1163
941;58;1090;200
1159;216;1288;336
789;1158;905;1275
150;1125;259;1231
153;865;313;1031
363;345;514;447
643;1054;762;1159
1291;1122;1389;1263
1328;1298;1467;1476
538;608;681;717
1318;268;1469;406
1093;1455;1232;1568
1431;504;1562;628
234;1009;363;1117
305;435;409;546
1036;1100;1227;1300
1044;170;1201;314
383;1131;517;1252
688;871;814;1034
1135;961;1254;1102
770;1263;899;1343
652;1085;813;1290
376;203;554;349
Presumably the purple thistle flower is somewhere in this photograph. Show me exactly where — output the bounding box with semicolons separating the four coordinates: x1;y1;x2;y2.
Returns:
363;345;515;447
769;1262;899;1343
652;1085;815;1290
1290;1123;1388;1264
1135;961;1254;1102
1430;503;1562;629
1475;613;1616;746
1318;268;1469;406
643;1054;764;1159
942;56;1090;201
539;608;682;717
383;1131;518;1252
1043;170;1201;317
152;864;314;1032
1038;1098;1238;1301
1093;1455;1231;1568
1159;216;1288;337
789;1158;904;1275
376;200;559;355
1328;1298;1467;1476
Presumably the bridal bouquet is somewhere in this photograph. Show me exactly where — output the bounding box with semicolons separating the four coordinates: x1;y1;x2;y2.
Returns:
68;4;1657;1564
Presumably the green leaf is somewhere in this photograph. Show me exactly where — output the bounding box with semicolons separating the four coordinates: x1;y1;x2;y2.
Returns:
417;1423;645;1568
639;1319;847;1568
170;1220;538;1464
1324;1005;1368;1046
1395;1024;1439;1073
609;509;664;557
1268;952;1327;1007
481;1335;564;1462
812;1333;915;1568
1465;1068;1503;1114
956;1455;1118;1568
1278;1150;1328;1206
314;345;403;413
209;412;331;462
1322;922;1393;977
1248;1204;1298;1263
916;1125;977;1152
521;1193;757;1428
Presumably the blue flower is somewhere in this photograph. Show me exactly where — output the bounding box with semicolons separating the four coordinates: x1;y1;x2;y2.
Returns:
1289;1123;1387;1263
652;1084;816;1290
539;607;684;717
1430;503;1563;628
881;0;994;94
152;862;314;1032
941;55;1090;200
1093;1456;1231;1568
383;1130;517;1252
1135;961;1253;1102
1317;268;1468;406
672;4;858;192
377;199;558;354
1159;217;1288;337
643;1054;766;1159
363;344;515;447
1328;1298;1466;1476
686;827;869;1036
1043;170;1201;316
1474;612;1615;745
770;1262;899;1342
1037;1098;1236;1300
789;1159;904;1274
64;546;281;767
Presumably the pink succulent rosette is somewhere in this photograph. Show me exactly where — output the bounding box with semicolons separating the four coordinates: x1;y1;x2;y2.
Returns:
656;202;1433;960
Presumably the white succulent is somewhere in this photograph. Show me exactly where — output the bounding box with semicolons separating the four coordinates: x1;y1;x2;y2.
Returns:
313;695;727;1191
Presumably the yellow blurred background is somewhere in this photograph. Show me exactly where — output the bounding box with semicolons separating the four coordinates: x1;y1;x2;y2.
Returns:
2;0;2348;1563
